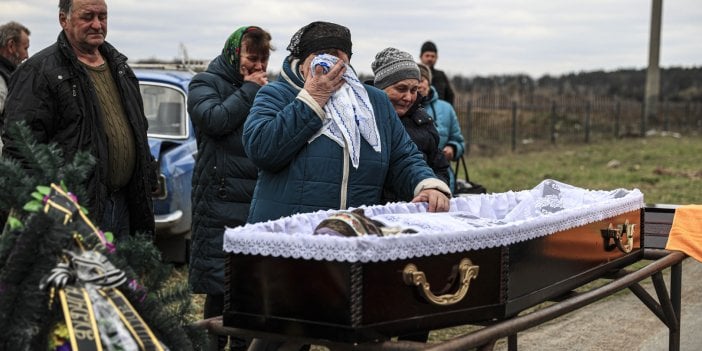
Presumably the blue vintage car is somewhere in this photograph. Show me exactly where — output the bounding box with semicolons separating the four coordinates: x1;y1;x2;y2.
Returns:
135;66;196;263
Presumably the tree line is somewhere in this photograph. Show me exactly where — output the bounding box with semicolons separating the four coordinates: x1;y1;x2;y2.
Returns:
449;66;702;102
141;57;701;103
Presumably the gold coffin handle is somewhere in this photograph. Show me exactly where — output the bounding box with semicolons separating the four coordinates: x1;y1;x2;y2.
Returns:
601;220;636;253
402;258;480;306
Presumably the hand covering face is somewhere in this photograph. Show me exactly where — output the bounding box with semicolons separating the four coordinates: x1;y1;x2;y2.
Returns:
308;54;381;169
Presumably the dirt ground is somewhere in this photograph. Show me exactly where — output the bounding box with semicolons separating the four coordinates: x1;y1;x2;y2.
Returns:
487;257;702;351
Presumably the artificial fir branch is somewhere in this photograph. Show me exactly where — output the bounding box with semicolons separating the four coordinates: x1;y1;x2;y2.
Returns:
57;151;95;212
0;122;206;350
3;121;60;184
0;156;36;212
0;214;71;350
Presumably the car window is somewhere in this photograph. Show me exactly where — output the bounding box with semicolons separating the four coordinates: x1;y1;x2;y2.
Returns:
140;83;188;139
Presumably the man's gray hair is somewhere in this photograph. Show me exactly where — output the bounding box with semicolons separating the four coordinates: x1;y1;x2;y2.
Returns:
59;0;72;15
0;21;30;49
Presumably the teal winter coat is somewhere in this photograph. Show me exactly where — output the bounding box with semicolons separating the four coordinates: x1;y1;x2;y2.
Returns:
423;86;466;192
424;86;465;160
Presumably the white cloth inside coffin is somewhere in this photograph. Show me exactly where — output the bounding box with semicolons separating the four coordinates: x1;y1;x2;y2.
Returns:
223;179;644;263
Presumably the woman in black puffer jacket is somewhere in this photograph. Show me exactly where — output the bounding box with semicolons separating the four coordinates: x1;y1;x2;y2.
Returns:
186;25;272;350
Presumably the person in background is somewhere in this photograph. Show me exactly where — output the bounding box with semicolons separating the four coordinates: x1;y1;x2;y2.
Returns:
1;0;156;239
419;40;455;106
418;62;465;193
187;25;272;351
370;48;450;201
0;21;30;154
243;21;451;225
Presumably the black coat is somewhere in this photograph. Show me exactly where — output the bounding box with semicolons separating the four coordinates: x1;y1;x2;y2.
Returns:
186;55;261;294
1;32;156;235
0;54;15;118
0;55;14;85
384;98;450;202
431;67;455;106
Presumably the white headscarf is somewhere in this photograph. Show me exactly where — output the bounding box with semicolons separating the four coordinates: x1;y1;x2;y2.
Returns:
307;54;381;169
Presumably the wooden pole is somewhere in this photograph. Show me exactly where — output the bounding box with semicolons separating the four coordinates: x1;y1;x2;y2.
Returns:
643;0;663;134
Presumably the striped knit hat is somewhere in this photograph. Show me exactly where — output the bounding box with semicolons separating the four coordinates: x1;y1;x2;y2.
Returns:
417;62;432;83
371;47;420;90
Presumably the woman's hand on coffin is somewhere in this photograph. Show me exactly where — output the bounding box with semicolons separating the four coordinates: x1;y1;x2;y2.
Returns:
412;188;450;212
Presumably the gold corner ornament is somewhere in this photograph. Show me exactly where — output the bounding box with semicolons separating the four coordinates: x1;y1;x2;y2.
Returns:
403;258;480;306
601;219;636;253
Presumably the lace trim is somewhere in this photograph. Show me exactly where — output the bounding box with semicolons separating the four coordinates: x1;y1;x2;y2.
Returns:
223;180;644;262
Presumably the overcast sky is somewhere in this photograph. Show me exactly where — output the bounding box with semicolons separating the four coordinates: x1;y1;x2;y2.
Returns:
2;0;700;78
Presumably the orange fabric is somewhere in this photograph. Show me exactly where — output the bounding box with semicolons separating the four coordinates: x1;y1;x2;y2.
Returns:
665;205;702;262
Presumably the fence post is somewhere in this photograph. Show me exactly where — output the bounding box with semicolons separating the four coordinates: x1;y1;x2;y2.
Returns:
640;101;647;136
550;101;557;144
686;101;698;132
584;101;591;143
615;100;621;138
511;101;517;152
466;100;472;154
663;100;669;131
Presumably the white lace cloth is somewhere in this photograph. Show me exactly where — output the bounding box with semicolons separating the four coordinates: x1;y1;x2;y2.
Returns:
223;180;644;262
307;54;381;169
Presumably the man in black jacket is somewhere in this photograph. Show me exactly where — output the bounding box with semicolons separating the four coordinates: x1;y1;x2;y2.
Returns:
420;40;456;106
1;0;156;240
0;21;30;154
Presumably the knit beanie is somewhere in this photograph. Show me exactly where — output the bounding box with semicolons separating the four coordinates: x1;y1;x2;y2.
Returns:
287;21;352;60
371;47;420;90
417;62;432;83
420;41;438;55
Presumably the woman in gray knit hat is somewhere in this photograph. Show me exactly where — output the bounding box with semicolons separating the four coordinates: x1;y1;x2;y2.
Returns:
371;47;450;203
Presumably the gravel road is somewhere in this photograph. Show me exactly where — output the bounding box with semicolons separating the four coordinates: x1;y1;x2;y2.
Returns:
491;257;702;351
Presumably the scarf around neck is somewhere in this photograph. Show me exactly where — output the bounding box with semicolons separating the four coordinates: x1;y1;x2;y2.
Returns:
306;54;381;169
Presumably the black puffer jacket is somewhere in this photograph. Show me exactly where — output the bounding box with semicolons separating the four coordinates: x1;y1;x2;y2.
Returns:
0;55;13;85
0;55;13;83
1;32;156;234
431;67;455;106
384;97;450;202
187;55;261;294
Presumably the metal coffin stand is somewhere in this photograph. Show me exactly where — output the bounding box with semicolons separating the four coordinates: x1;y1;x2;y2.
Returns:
216;209;673;349
412;204;684;351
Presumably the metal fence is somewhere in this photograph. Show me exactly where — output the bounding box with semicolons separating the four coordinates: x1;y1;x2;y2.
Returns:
452;94;702;155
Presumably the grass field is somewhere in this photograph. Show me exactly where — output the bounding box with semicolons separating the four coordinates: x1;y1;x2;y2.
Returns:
429;133;701;346
462;134;701;205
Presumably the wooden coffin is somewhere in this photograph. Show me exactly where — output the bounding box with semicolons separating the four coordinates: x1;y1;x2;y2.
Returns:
223;209;643;343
